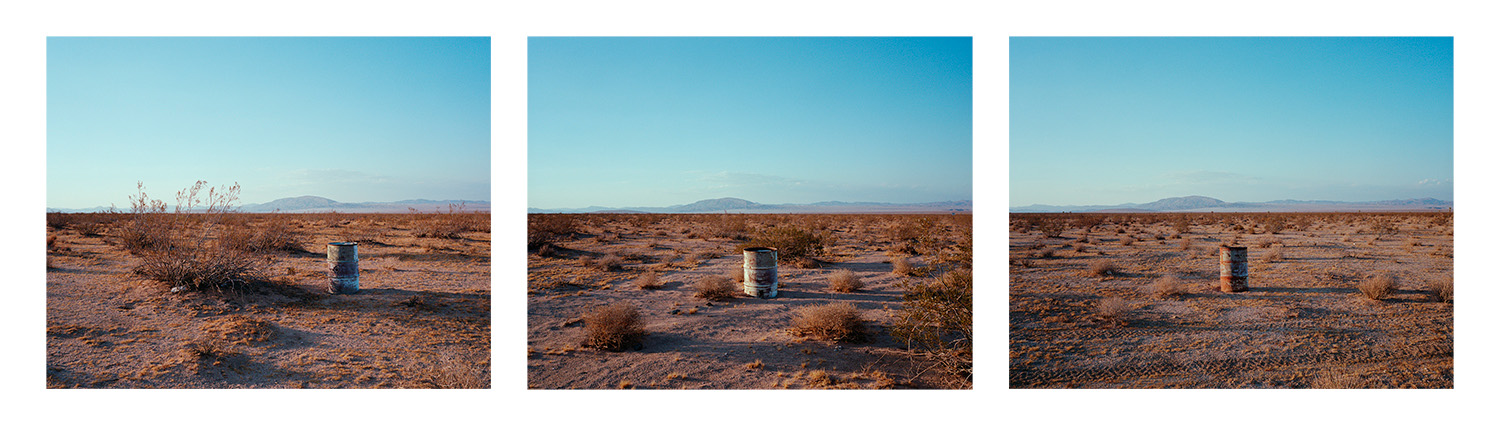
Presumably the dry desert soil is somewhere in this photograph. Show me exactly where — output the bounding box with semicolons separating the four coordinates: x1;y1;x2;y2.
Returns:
1009;212;1453;388
46;212;490;388
527;213;973;389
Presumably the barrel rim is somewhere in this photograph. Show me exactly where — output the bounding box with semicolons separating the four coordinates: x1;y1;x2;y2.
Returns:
743;246;777;252
328;241;359;246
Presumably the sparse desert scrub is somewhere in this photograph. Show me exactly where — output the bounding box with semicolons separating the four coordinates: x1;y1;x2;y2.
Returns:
223;217;304;254
1357;274;1399;300
827;269;865;292
741;226;827;261
528;213;577;249
581;303;647;351
693;275;737;301
788;303;869;343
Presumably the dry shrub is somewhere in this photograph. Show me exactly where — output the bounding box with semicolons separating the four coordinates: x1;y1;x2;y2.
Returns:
827;269;865;293
635;270;663;290
1087;260;1118;277
1261;244;1285;263
1177;238;1193;251
1095;297;1130;324
891;269;972;382
1426;278;1453;302
1357;274;1399;300
581;303;647;351
586;254;624;272
1119;236;1136;246
224;218;304;253
127;181;268;294
693;276;737;301
1143;275;1190;299
741;226;827;260
1072;243;1088;253
788;303;868;343
892;257;915;276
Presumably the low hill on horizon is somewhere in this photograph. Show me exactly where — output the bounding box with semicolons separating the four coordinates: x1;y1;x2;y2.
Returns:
1011;195;1452;213
529;197;973;214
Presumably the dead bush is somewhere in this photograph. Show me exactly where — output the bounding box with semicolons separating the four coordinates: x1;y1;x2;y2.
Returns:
581;303;647;351
127;181;268;294
788;303;868;343
1261;244;1285;263
693;276;737;301
827;269;865;293
741;226;827;260
892;257;915;276
1087;260;1118;277
1143;275;1190;299
891;269;972;382
1095;297;1130;325
1426;278;1453;302
1357;274;1399;300
635;270;663;290
1119;236;1136;246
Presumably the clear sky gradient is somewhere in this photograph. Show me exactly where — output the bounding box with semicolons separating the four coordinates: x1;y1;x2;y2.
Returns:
1011;37;1453;207
47;37;490;209
528;37;973;209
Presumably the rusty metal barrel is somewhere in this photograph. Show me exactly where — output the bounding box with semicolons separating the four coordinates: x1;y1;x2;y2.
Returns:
1219;245;1248;292
742;247;778;298
327;242;359;294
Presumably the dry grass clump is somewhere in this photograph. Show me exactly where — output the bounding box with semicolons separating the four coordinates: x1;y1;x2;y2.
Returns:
635;270;663;290
788;303;868;343
1119;236;1136;246
1095;297;1130;325
582;253;624;272
827;269;865;293
693;276;737;301
1143;275;1190;299
581;303;647;351
1426;278;1453;302
1177;238;1193;251
1261;244;1285;263
1357;274;1399;300
1087;260;1119;277
891;257;915;276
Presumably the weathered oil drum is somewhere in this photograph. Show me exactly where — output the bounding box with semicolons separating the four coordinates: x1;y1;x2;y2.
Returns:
327;242;359;294
1220;245;1248;292
742;247;778;298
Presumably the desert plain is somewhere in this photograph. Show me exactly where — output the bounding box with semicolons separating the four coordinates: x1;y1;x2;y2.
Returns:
46;211;490;388
527;213;973;389
1009;212;1453;388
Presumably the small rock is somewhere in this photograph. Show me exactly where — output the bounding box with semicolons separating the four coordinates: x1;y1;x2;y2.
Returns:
170;286;188;293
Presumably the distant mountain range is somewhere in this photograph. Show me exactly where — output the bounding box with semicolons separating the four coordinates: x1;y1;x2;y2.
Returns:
528;197;973;214
47;196;490;213
1010;195;1452;213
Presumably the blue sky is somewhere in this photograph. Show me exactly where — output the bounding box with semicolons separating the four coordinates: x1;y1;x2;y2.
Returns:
528;37;972;209
1011;37;1453;207
47;37;490;209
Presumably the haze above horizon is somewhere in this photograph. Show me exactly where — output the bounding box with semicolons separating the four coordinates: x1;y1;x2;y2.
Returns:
1011;37;1453;207
528;37;974;209
47;37;491;209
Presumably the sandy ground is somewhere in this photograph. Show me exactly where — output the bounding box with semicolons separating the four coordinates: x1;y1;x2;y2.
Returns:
46;214;490;388
1009;213;1453;388
527;214;972;389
